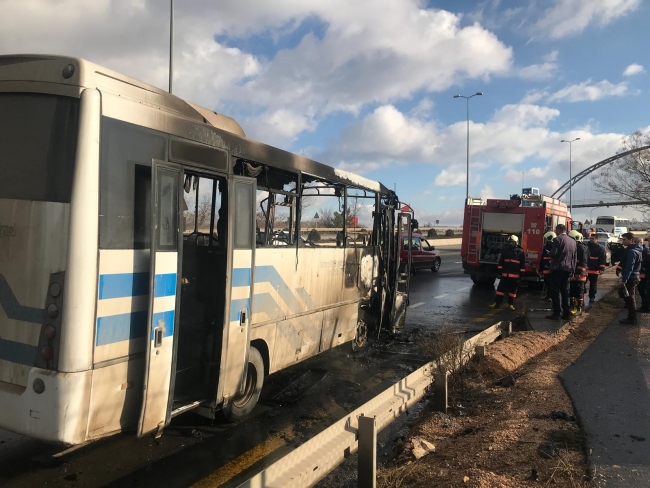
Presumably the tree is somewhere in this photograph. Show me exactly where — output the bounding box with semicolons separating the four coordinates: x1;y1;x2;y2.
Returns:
318;207;334;227
197;195;212;231
592;130;650;218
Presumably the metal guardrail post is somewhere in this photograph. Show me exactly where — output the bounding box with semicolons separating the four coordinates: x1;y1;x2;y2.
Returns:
433;373;448;413
499;320;512;337
358;415;377;488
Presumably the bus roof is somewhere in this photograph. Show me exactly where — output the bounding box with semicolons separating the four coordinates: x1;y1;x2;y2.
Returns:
0;54;387;195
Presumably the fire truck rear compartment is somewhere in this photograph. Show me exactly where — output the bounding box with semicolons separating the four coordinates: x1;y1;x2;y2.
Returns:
479;213;524;263
479;232;521;264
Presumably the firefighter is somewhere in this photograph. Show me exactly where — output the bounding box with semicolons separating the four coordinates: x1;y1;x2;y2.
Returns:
539;231;556;300
489;235;526;311
586;234;607;303
568;230;588;315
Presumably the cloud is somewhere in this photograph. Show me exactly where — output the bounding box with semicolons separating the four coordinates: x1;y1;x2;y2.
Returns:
529;0;641;39
0;1;517;145
409;97;435;120
319;101;624;190
505;166;549;183
333;105;438;169
516;51;559;80
545;178;561;193
479;185;495;200
547;79;628;102
623;63;644;77
491;104;560;128
243;109;316;146
435;169;467;187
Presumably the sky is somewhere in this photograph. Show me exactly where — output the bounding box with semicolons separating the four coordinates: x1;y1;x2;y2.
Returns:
2;0;649;225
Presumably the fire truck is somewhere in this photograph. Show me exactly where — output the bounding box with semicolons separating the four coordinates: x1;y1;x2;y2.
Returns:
461;188;571;286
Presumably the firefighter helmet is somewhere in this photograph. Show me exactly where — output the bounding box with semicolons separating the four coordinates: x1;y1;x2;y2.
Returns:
568;230;583;242
544;231;557;242
507;235;519;243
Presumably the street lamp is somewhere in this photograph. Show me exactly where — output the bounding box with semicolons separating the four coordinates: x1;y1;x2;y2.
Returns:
561;137;580;215
169;0;174;94
454;92;483;201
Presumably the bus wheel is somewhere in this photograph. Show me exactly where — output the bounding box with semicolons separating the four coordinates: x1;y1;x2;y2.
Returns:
223;347;264;422
352;320;369;352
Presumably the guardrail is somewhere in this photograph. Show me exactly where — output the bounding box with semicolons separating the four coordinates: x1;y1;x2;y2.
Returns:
237;321;510;488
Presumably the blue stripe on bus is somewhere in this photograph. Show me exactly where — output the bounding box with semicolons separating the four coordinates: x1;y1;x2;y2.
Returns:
0;274;45;324
253;266;304;314
151;310;175;340
252;292;282;318
230;298;250;322
96;311;148;346
154;273;177;298
98;272;149;300
232;268;251;287
0;338;37;365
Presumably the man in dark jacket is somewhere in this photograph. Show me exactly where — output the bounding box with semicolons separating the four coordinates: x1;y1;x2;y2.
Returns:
546;224;577;320
489;235;526;311
618;233;643;325
586;234;607;303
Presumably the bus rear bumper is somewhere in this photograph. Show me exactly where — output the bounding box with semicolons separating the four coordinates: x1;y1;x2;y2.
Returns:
0;368;92;445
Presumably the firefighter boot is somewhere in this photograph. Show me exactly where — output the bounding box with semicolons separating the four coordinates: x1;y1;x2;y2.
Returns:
569;298;579;316
575;298;584;315
508;304;516;311
488;303;500;309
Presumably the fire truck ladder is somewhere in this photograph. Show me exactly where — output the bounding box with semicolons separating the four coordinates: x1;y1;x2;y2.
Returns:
466;204;482;265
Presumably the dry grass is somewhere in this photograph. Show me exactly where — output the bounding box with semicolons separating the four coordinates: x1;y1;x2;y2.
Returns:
378;271;622;487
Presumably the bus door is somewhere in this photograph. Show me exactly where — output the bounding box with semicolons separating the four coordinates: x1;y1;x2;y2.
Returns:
391;212;411;333
138;161;182;437
219;176;257;401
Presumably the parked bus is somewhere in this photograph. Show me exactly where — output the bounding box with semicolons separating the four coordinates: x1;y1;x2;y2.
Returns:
595;216;630;237
0;55;411;445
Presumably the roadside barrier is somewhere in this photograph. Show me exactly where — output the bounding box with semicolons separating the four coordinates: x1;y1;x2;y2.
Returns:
237;321;511;488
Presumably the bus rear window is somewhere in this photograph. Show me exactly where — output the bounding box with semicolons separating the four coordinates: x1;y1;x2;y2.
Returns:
0;93;79;202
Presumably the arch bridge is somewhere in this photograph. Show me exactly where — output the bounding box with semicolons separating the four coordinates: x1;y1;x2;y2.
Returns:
550;145;650;207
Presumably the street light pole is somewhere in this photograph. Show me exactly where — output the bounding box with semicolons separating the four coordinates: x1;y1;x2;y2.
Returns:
454;92;483;201
561;137;580;215
169;0;174;94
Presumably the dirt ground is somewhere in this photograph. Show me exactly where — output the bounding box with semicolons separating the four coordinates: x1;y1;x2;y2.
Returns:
377;288;625;488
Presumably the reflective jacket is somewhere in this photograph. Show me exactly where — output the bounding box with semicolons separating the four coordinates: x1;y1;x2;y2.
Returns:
573;242;588;282
539;241;553;275
498;245;526;279
586;241;606;275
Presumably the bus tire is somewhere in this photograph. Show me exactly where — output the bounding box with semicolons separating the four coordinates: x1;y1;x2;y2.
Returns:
223;347;264;422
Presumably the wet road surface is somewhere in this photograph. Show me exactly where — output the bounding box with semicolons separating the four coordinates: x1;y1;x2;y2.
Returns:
0;246;551;488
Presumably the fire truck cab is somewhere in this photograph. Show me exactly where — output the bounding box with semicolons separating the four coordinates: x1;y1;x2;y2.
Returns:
461;191;570;286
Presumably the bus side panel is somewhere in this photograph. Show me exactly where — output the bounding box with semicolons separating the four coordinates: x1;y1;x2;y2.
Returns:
94;250;150;365
320;303;358;351
271;312;324;372
252;246;362;373
86;358;144;439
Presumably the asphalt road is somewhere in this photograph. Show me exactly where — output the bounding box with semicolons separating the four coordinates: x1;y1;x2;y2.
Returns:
0;247;541;488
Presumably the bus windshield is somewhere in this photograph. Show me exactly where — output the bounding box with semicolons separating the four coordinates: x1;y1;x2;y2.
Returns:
0;93;79;202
